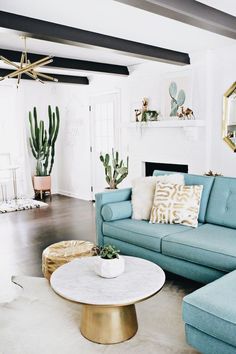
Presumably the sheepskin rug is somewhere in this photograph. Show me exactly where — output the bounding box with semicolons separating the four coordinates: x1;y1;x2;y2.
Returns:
0;276;198;354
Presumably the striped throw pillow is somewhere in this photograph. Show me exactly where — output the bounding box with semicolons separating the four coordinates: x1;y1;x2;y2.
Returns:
150;182;203;228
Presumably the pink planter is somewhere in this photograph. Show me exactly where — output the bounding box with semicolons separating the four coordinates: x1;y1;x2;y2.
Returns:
33;176;51;191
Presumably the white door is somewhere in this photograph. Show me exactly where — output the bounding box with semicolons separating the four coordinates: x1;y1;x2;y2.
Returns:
90;92;120;198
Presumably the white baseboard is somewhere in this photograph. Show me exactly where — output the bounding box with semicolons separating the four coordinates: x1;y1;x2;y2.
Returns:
57;189;91;201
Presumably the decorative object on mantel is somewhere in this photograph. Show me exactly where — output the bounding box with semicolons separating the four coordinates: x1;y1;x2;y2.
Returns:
93;244;125;278
222;81;236;152
0;198;47;214
100;149;129;189
29;106;60;200
177;106;195;120
204;170;222;177
169;81;186;116
163;71;193;120
0;37;58;87
134;97;160;122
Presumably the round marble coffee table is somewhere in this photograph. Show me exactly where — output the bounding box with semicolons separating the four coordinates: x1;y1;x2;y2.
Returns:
50;256;165;344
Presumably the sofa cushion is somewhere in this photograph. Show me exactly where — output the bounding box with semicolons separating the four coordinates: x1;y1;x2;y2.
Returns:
206;176;236;229
131;174;184;220
150;182;203;228
103;219;197;253
162;224;236;272
183;270;236;348
101;201;132;221
153;170;215;223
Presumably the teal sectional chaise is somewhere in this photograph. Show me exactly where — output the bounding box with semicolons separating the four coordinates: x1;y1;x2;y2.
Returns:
95;171;236;353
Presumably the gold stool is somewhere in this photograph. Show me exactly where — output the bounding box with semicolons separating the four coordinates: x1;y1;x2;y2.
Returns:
42;240;95;280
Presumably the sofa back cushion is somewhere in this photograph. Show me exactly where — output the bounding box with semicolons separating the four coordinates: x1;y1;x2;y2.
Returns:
153;170;215;223
206;176;236;229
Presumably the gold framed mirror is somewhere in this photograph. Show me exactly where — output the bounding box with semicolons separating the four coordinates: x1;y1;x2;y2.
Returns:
223;81;236;152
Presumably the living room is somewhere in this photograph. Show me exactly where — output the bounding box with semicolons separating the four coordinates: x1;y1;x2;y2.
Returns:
0;1;236;353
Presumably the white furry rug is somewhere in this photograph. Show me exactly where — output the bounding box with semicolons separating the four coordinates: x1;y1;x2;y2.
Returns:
0;199;48;213
0;276;198;354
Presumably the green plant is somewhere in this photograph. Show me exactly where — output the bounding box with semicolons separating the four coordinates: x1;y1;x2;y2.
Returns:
93;244;120;259
100;149;129;189
169;81;186;116
142;110;159;121
29;106;60;176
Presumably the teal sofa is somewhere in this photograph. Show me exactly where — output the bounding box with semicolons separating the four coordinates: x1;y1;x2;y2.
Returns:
95;171;236;353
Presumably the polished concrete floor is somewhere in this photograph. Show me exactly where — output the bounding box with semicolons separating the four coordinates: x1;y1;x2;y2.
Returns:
0;194;199;294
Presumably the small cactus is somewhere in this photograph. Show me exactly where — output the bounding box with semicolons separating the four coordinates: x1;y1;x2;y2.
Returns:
29;106;60;176
169;81;186;116
100;149;129;189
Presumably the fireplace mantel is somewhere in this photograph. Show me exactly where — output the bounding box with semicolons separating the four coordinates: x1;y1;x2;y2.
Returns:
128;119;205;140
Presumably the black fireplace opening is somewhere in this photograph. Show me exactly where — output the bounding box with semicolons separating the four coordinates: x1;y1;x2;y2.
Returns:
145;162;188;176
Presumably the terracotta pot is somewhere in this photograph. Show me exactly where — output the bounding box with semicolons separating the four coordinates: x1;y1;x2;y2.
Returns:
33;176;51;191
94;256;125;278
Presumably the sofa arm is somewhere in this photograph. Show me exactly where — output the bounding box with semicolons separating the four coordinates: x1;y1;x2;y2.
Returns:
101;201;132;221
95;188;132;246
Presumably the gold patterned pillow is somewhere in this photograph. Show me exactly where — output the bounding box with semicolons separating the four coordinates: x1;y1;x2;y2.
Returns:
150;182;203;228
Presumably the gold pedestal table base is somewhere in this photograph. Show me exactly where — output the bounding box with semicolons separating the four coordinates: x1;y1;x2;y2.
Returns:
80;304;138;344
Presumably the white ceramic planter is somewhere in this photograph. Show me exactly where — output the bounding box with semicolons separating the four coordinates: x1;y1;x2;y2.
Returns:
94;256;125;278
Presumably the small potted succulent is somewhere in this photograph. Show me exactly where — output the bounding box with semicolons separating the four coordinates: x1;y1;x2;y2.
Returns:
93;244;125;278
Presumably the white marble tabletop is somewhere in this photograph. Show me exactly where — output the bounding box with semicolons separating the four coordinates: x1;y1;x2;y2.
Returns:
50;256;165;306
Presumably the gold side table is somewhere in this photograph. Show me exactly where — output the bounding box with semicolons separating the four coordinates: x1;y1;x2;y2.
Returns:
50;256;165;344
42;240;95;280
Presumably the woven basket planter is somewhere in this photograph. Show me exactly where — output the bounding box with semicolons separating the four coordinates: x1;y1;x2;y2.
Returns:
42;240;95;280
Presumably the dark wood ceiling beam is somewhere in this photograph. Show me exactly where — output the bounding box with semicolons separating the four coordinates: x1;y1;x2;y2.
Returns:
0;68;89;85
115;0;236;40
0;49;129;76
0;11;190;65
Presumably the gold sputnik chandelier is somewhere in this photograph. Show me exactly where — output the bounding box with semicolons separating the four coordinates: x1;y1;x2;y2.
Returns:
0;37;58;86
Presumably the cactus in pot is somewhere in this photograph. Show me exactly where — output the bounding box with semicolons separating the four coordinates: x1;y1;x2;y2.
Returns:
169;81;186;116
100;149;129;189
29;106;60;194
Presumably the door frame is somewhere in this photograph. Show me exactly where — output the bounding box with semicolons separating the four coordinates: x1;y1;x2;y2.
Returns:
89;90;121;200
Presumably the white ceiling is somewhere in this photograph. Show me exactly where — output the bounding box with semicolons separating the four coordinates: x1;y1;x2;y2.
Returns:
196;0;236;16
0;0;235;71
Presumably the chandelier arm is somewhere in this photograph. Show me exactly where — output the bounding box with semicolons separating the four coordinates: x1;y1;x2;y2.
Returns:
17;52;25;86
7;57;53;78
35;71;58;82
0;56;21;68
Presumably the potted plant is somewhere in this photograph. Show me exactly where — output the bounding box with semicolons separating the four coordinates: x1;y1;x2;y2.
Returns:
29;106;60;193
100;149;129;189
93;244;125;278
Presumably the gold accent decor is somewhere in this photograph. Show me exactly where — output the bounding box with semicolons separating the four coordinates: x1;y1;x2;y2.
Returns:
80;304;138;344
222;81;236;152
42;240;95;280
0;37;58;87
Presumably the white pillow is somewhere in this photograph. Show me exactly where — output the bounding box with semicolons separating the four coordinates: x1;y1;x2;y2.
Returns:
131;174;185;220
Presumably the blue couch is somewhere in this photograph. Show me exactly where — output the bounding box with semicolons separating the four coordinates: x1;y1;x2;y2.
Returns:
95;171;236;353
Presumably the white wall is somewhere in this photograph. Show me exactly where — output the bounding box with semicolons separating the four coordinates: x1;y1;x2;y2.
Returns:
206;44;236;177
1;44;235;201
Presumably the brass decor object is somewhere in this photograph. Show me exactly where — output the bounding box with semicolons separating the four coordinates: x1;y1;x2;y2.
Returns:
222;81;236;152
0;37;58;86
42;240;95;280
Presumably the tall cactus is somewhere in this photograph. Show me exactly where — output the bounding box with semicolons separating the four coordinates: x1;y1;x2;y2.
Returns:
169;81;186;116
100;149;129;189
29;106;60;176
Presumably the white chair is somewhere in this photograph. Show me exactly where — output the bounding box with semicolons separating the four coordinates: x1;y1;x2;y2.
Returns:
0;153;12;202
